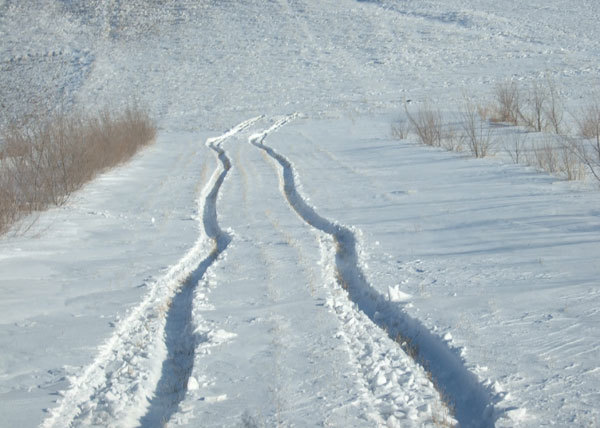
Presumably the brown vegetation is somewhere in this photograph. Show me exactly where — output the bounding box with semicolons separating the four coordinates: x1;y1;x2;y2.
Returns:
0;106;156;235
405;103;444;147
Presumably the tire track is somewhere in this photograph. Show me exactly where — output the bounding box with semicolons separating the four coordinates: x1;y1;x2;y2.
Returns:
250;116;498;428
139;117;260;425
41;117;260;428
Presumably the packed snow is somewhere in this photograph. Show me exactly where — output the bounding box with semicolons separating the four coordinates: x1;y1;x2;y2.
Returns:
1;0;600;427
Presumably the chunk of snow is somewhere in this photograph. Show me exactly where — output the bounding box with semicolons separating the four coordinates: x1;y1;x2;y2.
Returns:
187;376;199;391
388;285;412;303
375;371;387;386
200;394;227;403
505;407;528;422
209;329;237;344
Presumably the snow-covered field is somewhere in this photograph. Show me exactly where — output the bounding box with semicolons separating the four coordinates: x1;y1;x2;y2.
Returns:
1;0;600;426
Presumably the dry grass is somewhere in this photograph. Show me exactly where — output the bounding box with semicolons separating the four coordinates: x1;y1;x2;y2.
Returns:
530;139;560;174
393;78;594;184
490;78;566;134
559;143;586;181
491;81;521;125
576;103;600;141
0;105;155;235
391;116;409;140
441;126;464;152
523;136;586;181
405;104;444;147
395;331;420;361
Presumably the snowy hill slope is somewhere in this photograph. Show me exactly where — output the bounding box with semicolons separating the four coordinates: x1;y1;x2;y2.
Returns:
3;0;599;130
1;0;600;426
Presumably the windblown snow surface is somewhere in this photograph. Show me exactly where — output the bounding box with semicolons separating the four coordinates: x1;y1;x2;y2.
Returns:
1;0;600;427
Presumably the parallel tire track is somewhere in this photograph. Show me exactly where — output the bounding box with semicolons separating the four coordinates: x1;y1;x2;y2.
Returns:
250;115;498;428
139;117;261;425
42;117;260;428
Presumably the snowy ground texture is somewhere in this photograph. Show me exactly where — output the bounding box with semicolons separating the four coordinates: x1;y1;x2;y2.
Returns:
1;0;600;427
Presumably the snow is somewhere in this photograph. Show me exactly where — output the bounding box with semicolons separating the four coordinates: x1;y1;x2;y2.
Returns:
388;285;412;303
2;0;600;427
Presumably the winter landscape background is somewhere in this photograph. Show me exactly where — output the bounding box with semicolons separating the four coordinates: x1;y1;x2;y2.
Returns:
1;0;600;426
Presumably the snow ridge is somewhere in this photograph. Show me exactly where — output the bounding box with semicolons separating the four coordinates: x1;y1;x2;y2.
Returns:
41;117;260;428
250;117;499;428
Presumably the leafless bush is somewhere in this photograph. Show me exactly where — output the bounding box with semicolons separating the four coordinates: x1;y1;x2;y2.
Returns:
559;142;586;181
492;81;521;125
441;125;464;152
573;103;600;181
526;136;585;180
476;103;493;122
490;78;566;134
0;105;155;236
504;131;528;164
405;104;443;147
461;99;494;158
391;116;408;140
544;77;565;134
530;139;559;174
520;82;547;132
576;103;600;141
0;170;18;235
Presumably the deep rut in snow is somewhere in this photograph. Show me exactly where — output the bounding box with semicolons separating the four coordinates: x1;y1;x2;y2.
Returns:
250;118;498;428
140;118;259;427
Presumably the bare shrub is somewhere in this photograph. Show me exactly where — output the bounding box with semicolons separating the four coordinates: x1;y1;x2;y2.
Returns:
405;104;443;147
492;81;521;125
573;103;600;181
0;171;18;235
391;116;408;140
520;82;547;132
522;136;586;180
559;142;586;181
576;103;600;141
441;125;464;152
544;77;565;134
531;139;559;174
461;99;494;158
476;103;492;122
0;105;155;236
504;131;528;164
